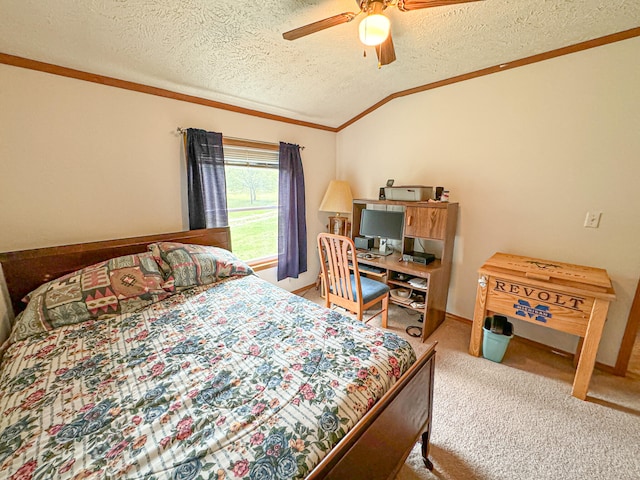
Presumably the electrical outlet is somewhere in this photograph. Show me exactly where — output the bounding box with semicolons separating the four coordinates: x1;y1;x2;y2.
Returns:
584;211;602;228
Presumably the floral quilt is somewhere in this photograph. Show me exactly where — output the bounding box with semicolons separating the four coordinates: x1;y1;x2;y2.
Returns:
0;274;416;479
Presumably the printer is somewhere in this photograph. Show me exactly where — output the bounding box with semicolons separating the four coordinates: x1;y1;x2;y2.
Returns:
384;186;434;201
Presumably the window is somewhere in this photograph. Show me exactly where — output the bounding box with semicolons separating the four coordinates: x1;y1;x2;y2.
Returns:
223;139;279;265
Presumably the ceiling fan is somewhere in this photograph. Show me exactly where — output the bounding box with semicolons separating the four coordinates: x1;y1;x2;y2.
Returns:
283;0;482;67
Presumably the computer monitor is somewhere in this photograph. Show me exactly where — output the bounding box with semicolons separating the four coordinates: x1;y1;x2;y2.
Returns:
359;209;404;255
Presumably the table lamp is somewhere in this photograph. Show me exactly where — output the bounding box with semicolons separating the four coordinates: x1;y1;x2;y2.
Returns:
319;180;353;236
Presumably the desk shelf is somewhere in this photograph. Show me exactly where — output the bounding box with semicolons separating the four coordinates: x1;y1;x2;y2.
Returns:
387;279;428;293
389;299;424;313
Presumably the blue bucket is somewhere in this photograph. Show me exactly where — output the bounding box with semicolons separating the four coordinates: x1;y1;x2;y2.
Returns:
482;327;513;363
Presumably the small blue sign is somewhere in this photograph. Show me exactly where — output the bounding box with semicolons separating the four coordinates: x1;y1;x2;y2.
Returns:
513;299;551;323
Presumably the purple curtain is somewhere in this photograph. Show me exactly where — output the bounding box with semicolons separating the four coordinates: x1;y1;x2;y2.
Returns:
186;128;228;229
277;142;307;281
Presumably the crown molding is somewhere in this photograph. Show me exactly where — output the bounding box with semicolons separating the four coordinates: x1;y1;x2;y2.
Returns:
0;52;337;133
336;27;640;130
1;26;638;133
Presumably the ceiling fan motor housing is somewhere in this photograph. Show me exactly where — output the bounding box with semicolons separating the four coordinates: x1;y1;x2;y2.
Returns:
359;0;390;13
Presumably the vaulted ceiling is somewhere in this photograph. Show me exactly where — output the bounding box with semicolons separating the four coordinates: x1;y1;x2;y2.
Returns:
0;0;638;128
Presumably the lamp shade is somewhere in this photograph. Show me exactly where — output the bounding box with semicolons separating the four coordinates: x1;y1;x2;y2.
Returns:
319;180;353;214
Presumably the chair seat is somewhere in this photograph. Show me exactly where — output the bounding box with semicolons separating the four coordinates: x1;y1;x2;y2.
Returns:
351;274;390;303
330;275;389;303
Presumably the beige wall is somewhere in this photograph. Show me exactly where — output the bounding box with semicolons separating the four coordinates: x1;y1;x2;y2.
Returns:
0;64;337;304
337;37;640;366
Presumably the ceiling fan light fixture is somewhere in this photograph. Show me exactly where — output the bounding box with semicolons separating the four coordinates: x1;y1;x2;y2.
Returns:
358;9;390;46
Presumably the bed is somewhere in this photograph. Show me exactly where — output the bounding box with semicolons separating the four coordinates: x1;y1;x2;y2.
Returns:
0;228;435;479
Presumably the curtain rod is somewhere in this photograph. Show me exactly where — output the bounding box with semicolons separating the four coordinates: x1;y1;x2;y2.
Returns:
176;128;304;150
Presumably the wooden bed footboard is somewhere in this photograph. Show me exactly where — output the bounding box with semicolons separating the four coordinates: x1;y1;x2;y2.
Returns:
308;344;436;479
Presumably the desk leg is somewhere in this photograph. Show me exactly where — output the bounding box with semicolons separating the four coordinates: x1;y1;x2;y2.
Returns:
572;298;610;400
469;275;489;357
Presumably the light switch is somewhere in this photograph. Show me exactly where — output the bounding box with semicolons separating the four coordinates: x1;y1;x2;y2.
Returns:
584;211;602;228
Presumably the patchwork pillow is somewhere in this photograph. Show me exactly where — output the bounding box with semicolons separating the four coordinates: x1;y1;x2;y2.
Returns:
10;252;170;343
148;242;253;289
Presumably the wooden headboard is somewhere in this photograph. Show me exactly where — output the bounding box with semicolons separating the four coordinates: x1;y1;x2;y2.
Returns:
0;227;231;316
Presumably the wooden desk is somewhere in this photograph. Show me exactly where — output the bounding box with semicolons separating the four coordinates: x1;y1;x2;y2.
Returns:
354;252;447;341
469;252;616;400
350;200;458;341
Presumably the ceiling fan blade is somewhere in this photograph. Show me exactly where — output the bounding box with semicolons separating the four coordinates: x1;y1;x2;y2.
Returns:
282;12;357;41
397;0;483;12
376;32;396;67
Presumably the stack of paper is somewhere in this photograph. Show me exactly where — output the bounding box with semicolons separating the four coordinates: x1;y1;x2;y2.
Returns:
408;278;428;288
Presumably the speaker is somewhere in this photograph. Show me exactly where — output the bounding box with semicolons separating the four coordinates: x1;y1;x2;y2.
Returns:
355;236;374;250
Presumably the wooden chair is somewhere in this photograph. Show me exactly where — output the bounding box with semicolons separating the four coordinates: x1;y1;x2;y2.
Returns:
317;233;390;326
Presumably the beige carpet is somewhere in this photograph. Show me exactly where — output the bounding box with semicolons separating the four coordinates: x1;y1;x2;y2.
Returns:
300;288;640;480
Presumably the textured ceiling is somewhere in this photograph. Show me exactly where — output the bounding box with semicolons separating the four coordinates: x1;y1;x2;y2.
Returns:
0;0;638;128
